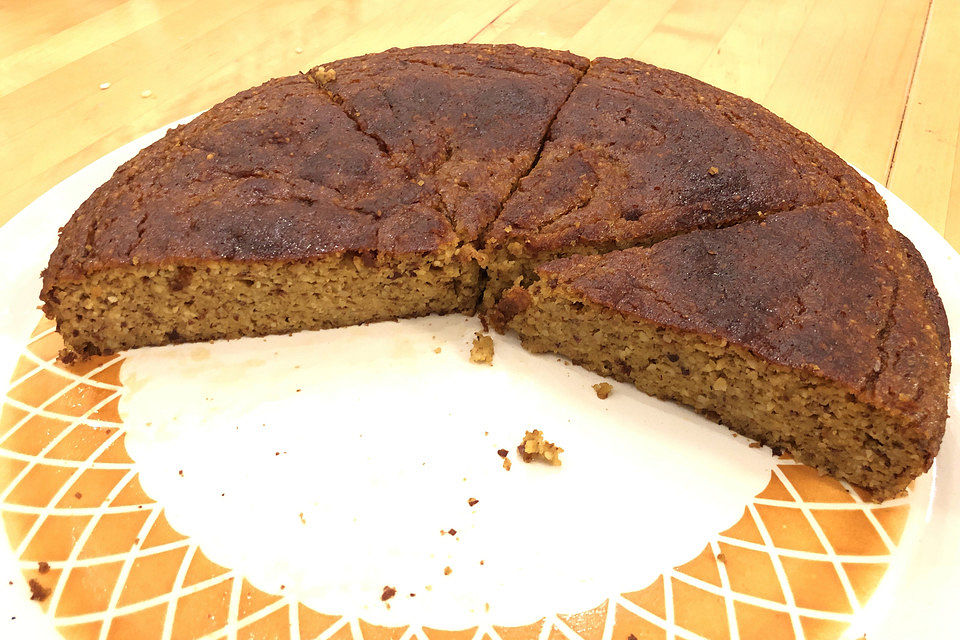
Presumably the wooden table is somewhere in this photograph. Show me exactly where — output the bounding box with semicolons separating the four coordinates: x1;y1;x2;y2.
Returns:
2;0;958;250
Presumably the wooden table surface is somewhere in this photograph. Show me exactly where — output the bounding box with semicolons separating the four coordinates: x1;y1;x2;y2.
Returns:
2;0;958;250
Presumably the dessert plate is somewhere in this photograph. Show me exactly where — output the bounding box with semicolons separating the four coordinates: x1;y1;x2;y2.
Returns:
0;119;957;640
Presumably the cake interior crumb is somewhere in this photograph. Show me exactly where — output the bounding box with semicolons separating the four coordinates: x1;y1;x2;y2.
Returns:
470;333;494;365
518;429;563;465
592;382;613;399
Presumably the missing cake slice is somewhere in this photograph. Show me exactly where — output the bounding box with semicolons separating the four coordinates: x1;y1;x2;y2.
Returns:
490;202;950;500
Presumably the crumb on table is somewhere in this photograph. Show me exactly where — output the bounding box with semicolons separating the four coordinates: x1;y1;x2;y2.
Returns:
470;333;494;365
37;561;49;575
517;429;563;465
381;586;396;601
592;382;613;399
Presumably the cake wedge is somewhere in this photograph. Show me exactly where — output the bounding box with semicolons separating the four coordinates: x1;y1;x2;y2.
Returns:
490;202;950;500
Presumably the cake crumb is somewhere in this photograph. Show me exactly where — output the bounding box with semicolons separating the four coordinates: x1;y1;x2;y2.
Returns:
716;553;727;564
470;333;494;365
307;66;337;85
517;429;563;465
748;442;762;449
443;566;452;576
37;562;49;574
434;347;442;354
708;166;719;175
74;492;82;499
99;82;111;90
28;579;50;602
381;586;396;601
468;497;479;506
592;382;613;399
502;457;512;471
299;512;306;524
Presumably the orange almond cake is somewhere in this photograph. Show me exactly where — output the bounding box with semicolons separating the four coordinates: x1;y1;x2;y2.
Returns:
39;44;950;500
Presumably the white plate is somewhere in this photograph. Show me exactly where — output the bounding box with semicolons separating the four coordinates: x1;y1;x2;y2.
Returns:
0;118;957;640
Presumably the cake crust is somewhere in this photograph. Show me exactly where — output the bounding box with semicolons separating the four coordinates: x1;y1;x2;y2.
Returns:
483;57;887;298
42;75;456;290
317;44;589;240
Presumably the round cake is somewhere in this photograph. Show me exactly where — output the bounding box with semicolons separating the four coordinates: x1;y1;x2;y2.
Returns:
39;44;950;500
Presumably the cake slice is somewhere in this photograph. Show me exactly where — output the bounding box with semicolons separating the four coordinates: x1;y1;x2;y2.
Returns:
484;57;886;302
490;203;950;500
41;74;473;357
314;44;589;241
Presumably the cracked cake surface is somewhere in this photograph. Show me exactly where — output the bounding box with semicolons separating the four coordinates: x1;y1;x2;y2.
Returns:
38;44;950;499
483;57;887;299
315;44;589;241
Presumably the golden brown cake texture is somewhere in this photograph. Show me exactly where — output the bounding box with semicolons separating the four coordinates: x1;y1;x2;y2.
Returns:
483;57;886;302
491;203;950;499
39;44;949;498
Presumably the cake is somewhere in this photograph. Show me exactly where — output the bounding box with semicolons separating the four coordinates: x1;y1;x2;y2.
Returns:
490;203;949;499
39;45;950;499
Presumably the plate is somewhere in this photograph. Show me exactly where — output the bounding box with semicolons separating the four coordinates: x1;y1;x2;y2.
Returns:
0;119;957;640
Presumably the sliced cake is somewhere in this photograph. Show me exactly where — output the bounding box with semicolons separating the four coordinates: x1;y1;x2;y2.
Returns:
38;46;950;499
490;202;950;500
314;44;589;241
484;57;886;302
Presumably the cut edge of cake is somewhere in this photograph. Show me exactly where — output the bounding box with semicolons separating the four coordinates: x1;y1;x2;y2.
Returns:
42;249;479;358
489;207;950;502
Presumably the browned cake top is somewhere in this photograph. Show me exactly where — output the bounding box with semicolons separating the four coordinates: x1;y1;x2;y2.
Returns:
487;57;886;255
318;44;589;241
516;202;948;455
44;74;455;287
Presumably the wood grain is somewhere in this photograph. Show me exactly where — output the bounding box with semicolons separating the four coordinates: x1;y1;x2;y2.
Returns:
0;0;955;251
887;0;960;249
